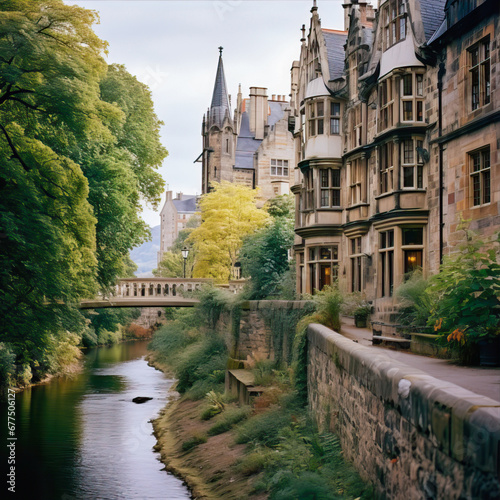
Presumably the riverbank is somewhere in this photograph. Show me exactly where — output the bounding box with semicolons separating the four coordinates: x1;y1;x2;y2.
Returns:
149;353;264;500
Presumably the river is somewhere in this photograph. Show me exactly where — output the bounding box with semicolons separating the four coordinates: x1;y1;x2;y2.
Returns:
0;340;191;500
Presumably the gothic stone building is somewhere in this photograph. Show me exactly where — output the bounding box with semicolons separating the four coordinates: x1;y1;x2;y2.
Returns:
200;50;295;202
158;191;197;265
291;0;499;333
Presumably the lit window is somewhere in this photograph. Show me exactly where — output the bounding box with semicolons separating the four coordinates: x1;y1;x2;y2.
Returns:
271;159;289;177
308;245;339;293
320;169;341;208
402;227;423;276
469;147;490;206
469;39;490;111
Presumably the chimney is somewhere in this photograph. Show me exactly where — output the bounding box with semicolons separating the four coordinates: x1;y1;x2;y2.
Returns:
176;192;183;200
165;190;173;202
249;87;268;140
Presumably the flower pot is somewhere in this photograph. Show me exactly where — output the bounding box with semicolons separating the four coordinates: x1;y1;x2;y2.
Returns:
354;314;368;328
478;337;500;367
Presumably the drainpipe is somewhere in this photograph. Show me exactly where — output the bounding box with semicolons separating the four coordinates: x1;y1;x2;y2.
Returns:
437;61;446;264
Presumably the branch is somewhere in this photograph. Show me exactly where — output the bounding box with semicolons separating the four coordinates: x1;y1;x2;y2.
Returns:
0;124;30;172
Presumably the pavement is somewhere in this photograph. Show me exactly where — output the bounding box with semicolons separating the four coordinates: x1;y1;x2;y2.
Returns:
339;316;500;403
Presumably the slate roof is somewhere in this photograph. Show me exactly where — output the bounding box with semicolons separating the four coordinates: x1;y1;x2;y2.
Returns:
234;111;262;170
322;29;347;81
210;55;230;128
173;196;197;213
420;0;447;42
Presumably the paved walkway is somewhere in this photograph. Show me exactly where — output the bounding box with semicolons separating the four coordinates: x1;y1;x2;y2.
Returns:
339;317;500;403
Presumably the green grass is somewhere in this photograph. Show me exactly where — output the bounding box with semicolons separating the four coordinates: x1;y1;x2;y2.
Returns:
207;406;251;436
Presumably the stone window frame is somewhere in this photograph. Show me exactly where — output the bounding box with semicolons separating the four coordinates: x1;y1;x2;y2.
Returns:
319;168;341;208
350;104;363;149
469;146;491;207
400;71;425;123
348;157;367;206
378;76;394;132
270;159;289;177
308;100;325;137
402;227;424;276
379;228;395;297
349;236;363;293
379;141;395;194
303;168;315;210
469;37;490;111
330;101;341;135
382;0;407;52
401;137;424;189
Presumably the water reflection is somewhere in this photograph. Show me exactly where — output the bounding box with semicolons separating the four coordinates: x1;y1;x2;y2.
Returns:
0;340;191;500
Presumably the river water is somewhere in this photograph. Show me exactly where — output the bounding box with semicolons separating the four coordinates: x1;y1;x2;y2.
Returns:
0;340;191;500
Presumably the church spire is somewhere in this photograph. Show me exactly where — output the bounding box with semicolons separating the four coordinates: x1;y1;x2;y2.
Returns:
209;47;230;128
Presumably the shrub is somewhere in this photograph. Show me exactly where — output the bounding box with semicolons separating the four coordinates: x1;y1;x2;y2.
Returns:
127;323;151;339
208;406;251;436
181;433;207;452
235;408;292;446
395;270;431;328
0;344;15;397
236;450;269;476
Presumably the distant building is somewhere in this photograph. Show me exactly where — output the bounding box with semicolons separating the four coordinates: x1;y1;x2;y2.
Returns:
158;191;197;265
290;0;499;334
199;48;295;201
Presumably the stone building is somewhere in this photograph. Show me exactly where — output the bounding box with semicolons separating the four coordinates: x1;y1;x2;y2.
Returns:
157;190;197;265
291;0;499;332
199;49;295;201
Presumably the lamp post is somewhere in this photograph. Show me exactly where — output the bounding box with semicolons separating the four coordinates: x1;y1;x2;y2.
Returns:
182;247;189;278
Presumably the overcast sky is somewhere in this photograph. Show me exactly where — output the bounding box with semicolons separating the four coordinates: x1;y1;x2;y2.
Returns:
68;0;346;227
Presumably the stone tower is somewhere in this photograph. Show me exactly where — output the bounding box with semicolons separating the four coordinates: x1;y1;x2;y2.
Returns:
201;47;236;193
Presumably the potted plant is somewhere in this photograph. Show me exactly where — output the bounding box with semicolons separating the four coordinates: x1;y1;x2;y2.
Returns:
354;303;372;328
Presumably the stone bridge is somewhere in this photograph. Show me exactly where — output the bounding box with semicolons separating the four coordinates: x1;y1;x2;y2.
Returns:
79;278;245;309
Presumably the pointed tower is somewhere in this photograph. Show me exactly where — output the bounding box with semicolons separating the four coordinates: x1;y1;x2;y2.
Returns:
201;47;236;194
209;47;231;128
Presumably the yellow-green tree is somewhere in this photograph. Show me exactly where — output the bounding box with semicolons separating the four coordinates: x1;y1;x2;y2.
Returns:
188;182;269;282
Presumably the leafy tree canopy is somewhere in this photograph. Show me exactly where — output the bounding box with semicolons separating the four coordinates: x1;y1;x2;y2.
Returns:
240;194;295;299
0;0;166;381
187;182;269;283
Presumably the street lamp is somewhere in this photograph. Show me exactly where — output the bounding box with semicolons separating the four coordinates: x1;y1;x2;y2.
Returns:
182;247;189;278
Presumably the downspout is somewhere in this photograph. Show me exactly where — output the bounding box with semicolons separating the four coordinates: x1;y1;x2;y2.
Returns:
437;61;446;264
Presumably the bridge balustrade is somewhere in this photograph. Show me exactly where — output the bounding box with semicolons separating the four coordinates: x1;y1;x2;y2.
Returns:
114;278;212;299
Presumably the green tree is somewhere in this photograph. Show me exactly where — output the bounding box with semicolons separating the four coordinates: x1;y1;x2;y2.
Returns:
187;182;269;282
240;194;295;299
0;0;166;382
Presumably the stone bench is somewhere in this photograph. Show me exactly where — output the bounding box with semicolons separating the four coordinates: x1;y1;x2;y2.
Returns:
225;369;264;405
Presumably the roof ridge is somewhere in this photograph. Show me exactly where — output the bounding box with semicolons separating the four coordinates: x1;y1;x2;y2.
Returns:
322;28;348;35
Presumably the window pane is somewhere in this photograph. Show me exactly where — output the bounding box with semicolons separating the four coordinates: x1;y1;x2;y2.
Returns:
416;74;423;96
283;168;289;176
403;166;414;187
309;120;315;136
317;101;324;117
331;102;340;116
271;166;277;175
405;250;422;274
332;169;340;187
472;174;480;205
403;101;412;120
403;228;423;245
417;165;423;188
403;140;413;163
403;75;412;96
317;118;324;134
331;117;340;134
321;170;329;187
388;230;394;247
417;100;423;121
320;247;331;260
332;189;340;207
321;189;329;207
483;170;491;204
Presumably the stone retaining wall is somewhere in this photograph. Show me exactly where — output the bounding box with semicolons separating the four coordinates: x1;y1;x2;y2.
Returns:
308;323;500;499
227;300;312;365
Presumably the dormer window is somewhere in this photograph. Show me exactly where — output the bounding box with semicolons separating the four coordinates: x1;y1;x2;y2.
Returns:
382;0;407;51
